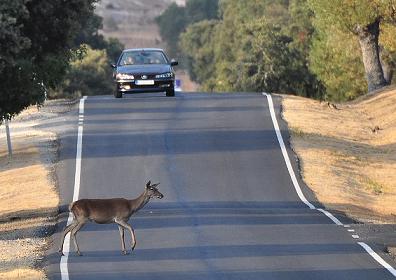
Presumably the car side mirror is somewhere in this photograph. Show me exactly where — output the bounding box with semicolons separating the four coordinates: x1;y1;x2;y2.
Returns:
170;59;178;66
110;63;116;68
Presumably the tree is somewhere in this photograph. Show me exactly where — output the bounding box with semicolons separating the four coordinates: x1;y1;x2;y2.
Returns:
155;3;187;59
309;0;396;92
179;0;323;97
105;38;124;64
0;0;98;122
73;13;124;63
0;0;30;73
309;25;367;101
185;0;219;23
156;0;219;60
239;18;323;97
180;20;218;89
60;45;113;97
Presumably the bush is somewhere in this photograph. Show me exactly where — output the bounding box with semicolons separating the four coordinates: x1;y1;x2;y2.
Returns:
49;45;113;98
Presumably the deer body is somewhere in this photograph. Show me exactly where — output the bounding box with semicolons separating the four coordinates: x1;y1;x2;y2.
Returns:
58;181;163;256
72;197;147;224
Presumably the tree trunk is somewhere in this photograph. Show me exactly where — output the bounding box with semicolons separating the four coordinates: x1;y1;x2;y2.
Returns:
380;46;394;85
357;19;387;92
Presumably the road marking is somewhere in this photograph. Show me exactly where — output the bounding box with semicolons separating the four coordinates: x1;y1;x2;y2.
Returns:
317;208;343;226
358;242;396;277
263;92;345;224
348;229;355;232
60;96;87;280
263;93;396;278
263;93;316;210
352;234;360;239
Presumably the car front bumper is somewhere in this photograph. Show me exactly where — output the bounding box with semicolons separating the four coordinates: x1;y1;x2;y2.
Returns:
116;78;174;93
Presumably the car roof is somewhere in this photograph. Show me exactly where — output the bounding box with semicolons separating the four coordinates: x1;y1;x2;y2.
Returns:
122;48;165;53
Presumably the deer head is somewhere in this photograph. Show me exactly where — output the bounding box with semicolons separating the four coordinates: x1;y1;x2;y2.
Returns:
145;181;163;199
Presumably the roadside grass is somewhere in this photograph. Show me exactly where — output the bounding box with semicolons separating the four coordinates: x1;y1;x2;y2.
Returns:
282;87;396;223
0;109;59;279
0;268;46;280
362;177;384;195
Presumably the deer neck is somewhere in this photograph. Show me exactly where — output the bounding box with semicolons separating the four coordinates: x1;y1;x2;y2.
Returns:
129;190;151;213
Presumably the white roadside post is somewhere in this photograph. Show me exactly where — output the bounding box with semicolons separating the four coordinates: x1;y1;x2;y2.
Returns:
4;119;12;159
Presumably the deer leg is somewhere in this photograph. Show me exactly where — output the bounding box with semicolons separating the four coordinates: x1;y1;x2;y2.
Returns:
115;219;136;251
70;220;86;256
117;225;127;255
58;220;79;255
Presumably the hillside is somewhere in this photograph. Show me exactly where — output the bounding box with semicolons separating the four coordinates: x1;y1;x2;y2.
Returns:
282;87;396;223
95;0;177;49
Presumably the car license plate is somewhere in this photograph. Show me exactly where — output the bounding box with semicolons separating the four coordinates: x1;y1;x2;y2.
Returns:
135;80;154;85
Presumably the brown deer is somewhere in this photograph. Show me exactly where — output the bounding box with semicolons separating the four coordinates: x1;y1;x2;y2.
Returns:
58;181;163;256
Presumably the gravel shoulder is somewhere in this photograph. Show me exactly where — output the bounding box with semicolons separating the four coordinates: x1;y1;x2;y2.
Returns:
0;100;76;279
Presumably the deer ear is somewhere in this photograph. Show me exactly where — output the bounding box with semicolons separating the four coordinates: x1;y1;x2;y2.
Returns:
146;181;151;188
154;183;160;187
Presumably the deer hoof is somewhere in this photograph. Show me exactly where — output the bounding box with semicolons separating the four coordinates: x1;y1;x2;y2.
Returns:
77;251;83;256
122;250;129;255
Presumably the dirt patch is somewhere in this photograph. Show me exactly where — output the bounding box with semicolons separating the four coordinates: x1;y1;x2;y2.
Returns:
282;87;396;223
0;101;71;279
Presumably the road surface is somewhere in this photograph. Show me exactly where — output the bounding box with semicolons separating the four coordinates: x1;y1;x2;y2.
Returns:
47;92;396;279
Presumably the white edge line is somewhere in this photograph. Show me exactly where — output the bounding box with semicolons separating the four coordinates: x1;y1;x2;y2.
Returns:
263;93;315;210
60;96;86;280
358;242;396;277
317;208;343;226
263;92;396;277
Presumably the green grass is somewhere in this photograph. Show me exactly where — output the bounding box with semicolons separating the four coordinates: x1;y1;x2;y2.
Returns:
290;127;306;137
364;178;383;195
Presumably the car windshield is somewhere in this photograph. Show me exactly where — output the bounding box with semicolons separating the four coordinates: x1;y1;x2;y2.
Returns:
119;51;168;66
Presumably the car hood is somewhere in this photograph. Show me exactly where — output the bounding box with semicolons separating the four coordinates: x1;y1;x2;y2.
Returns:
117;64;172;74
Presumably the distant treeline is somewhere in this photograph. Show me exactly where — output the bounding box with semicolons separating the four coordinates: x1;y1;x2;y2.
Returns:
156;0;396;101
0;0;123;122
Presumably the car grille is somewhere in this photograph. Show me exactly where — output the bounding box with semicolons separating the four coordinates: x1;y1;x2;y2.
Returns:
135;74;157;80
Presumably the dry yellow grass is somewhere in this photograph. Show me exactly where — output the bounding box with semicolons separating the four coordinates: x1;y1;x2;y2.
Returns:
0;134;59;221
0;115;59;279
282;88;396;223
0;268;46;280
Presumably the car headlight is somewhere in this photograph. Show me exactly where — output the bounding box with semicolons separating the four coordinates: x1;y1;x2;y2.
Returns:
116;73;135;80
155;72;174;79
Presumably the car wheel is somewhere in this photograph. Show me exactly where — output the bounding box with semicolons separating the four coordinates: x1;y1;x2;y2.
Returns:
166;88;175;97
115;91;122;98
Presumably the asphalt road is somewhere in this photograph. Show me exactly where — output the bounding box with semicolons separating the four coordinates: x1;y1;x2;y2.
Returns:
47;92;396;279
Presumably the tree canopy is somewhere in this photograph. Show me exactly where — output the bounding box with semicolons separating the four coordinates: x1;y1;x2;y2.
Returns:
0;0;98;121
309;0;396;92
156;0;219;60
157;0;396;100
179;0;323;97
